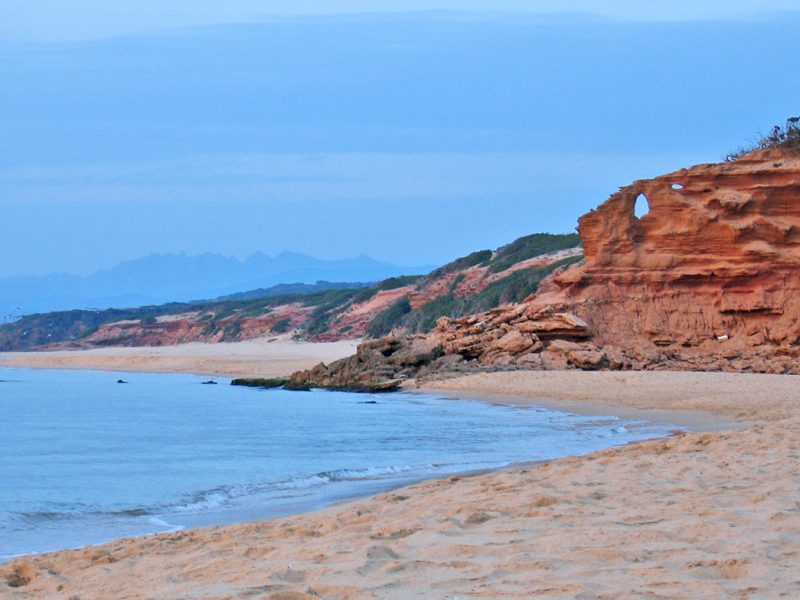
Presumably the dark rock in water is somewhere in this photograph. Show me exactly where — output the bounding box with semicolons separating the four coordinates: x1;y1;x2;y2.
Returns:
282;380;312;391
359;400;379;404
116;379;128;384
201;380;218;385
230;375;388;393
231;377;289;389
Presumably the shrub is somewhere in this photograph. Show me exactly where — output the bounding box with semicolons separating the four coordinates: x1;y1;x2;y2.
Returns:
242;302;272;317
726;117;800;161
222;319;242;339
366;296;411;337
397;255;583;334
488;233;581;273
212;305;240;321
403;294;458;333
352;286;379;304
304;288;363;335
376;275;423;291
428;249;493;278
271;317;291;334
201;321;219;336
301;288;361;309
449;273;466;293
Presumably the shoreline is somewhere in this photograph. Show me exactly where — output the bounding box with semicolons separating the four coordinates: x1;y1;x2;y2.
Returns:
0;431;676;566
416;369;787;432
0;339;359;379
2;347;800;597
2;342;779;427
0;374;682;564
416;386;732;433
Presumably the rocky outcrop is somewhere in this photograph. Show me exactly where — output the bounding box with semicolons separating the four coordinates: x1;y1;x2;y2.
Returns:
288;337;445;391
483;147;800;374
289;148;800;387
289;304;600;388
288;309;593;388
434;307;590;365
536;147;800;373
417;147;800;375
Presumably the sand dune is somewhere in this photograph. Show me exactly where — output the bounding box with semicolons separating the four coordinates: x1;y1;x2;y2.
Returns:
2;364;799;598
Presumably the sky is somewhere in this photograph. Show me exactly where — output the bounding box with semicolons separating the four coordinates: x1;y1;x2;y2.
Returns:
2;1;799;277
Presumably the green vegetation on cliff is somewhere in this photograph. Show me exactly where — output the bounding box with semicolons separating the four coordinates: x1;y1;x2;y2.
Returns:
429;250;493;278
270;317;292;333
366;254;583;335
304;288;365;335
726;117;800;161
425;232;580;280
366;296;412;337
488;233;581;272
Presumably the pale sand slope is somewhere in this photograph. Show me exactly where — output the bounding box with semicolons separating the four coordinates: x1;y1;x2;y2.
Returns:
420;370;800;429
0;339;358;378
1;372;798;598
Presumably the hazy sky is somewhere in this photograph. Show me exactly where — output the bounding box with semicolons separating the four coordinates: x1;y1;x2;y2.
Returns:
4;1;800;41
2;2;799;276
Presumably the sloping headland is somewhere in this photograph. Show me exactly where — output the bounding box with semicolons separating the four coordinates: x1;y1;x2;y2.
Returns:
0;235;581;353
286;147;800;391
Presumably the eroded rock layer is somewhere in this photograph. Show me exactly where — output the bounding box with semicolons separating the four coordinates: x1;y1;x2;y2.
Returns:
290;149;800;388
537;147;800;373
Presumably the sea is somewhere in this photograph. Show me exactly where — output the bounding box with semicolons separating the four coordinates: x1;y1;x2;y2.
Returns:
0;367;678;562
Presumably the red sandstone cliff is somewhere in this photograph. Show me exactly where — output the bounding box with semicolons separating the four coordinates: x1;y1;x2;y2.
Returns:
289;149;800;390
432;148;800;375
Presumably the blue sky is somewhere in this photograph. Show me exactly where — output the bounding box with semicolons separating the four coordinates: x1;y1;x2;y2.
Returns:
2;2;799;277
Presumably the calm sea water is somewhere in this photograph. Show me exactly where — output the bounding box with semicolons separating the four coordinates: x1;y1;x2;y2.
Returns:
0;367;677;561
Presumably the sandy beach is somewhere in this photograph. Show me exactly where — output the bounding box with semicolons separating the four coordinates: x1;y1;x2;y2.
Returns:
1;349;799;598
0;339;359;379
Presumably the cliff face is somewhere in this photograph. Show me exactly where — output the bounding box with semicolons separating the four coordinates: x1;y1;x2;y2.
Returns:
290;148;800;389
442;148;800;373
80;306;312;348
567;148;800;354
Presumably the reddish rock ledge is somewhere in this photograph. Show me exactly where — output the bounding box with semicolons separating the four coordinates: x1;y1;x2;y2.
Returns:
290;148;800;388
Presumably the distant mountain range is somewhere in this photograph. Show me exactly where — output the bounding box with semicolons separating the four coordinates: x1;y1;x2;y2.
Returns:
0;252;436;319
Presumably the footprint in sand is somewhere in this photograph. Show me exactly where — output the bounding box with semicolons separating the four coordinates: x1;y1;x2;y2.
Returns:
357;545;402;575
270;568;308;584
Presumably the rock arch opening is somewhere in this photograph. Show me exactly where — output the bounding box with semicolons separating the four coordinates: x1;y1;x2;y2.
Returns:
634;193;650;219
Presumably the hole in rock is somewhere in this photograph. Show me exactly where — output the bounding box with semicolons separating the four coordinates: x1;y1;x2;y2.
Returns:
634;193;650;219
671;183;684;190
